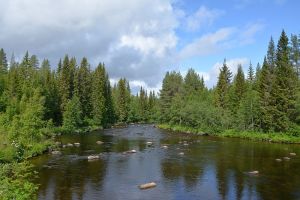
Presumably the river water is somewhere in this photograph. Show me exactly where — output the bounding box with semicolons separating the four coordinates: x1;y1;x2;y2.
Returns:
31;125;300;200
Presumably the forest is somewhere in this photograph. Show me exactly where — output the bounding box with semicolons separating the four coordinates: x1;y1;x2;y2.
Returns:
0;30;300;199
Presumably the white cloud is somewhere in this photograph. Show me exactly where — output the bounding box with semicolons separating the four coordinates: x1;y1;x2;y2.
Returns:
239;23;265;45
185;6;224;31
0;0;179;88
179;27;236;59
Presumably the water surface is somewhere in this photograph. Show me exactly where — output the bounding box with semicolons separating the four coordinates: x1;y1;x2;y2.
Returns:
31;125;300;200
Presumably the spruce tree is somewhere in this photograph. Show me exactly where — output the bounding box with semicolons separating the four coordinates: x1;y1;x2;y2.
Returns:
159;71;183;122
215;59;232;109
273;30;298;131
74;57;92;120
258;57;274;131
91;63;106;126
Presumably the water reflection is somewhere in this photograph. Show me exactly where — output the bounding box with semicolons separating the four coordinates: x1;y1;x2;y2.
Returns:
31;125;300;200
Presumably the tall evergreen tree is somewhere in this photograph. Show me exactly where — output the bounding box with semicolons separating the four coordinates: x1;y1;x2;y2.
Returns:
273;30;298;131
215;59;232;109
74;57;92;119
159;71;183;122
290;34;300;76
91;63;106;126
116;78;130;122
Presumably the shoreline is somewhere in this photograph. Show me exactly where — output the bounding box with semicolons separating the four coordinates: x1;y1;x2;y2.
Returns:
157;124;300;144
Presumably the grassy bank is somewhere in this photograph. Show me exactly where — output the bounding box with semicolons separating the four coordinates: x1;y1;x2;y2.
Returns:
158;124;300;144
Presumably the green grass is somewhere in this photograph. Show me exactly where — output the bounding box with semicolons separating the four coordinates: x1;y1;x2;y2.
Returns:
158;124;300;144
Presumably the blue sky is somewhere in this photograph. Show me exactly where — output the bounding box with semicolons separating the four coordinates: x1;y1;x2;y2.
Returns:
172;0;300;86
0;0;299;91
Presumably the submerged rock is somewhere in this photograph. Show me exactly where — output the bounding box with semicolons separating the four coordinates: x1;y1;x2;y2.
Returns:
74;142;80;147
51;150;62;155
146;141;153;145
139;182;157;190
248;171;259;175
96;141;104;145
87;155;100;160
67;143;74;147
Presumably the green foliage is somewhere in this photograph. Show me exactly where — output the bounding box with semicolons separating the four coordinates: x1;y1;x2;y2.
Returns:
62;95;82;132
0;162;38;200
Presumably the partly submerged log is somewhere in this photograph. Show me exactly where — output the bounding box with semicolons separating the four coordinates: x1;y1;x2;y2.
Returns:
139;182;157;189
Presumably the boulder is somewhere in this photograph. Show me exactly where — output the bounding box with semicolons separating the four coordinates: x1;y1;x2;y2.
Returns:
146;141;153;145
139;182;157;190
74;142;80;147
87;155;100;160
96;141;104;145
128;149;137;153
179;152;184;156
161;145;168;149
51;150;62;155
275;158;282;162
290;153;296;156
67;143;74;147
248;171;259;175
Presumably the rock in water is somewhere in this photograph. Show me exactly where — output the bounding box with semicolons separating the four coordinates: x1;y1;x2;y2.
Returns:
139;182;157;189
248;171;259;175
283;157;291;160
161;145;168;149
146;141;153;145
275;158;282;162
96;141;104;145
289;153;296;156
51;150;62;155
128;149;137;153
87;155;100;160
67;143;73;147
74;142;80;147
179;152;184;156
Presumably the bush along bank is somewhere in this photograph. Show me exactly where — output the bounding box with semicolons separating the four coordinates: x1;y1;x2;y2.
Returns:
158;124;300;144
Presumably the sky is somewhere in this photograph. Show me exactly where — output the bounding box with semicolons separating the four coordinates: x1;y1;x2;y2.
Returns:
0;0;299;93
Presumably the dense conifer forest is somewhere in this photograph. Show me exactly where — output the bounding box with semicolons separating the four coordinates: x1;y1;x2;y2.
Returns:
0;30;300;199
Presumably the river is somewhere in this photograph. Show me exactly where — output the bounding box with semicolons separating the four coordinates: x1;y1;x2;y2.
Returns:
30;124;300;200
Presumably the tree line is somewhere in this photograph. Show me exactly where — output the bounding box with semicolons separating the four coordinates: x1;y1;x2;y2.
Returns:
159;30;300;134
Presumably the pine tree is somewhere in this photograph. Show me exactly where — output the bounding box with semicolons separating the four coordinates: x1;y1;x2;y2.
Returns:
184;68;204;96
138;87;148;121
116;78;130;122
267;37;276;72
247;61;254;83
229;64;246;114
258;57;274;131
215;59;232;109
0;48;8;74
159;71;183;122
290;34;300;76
62;95;82;131
74;57;92;120
91;63;106;126
273;30;298;131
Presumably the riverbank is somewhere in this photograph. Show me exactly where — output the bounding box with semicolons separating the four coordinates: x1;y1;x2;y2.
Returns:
158;124;300;144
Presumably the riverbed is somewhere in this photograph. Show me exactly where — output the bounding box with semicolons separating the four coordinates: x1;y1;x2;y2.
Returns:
31;124;300;200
